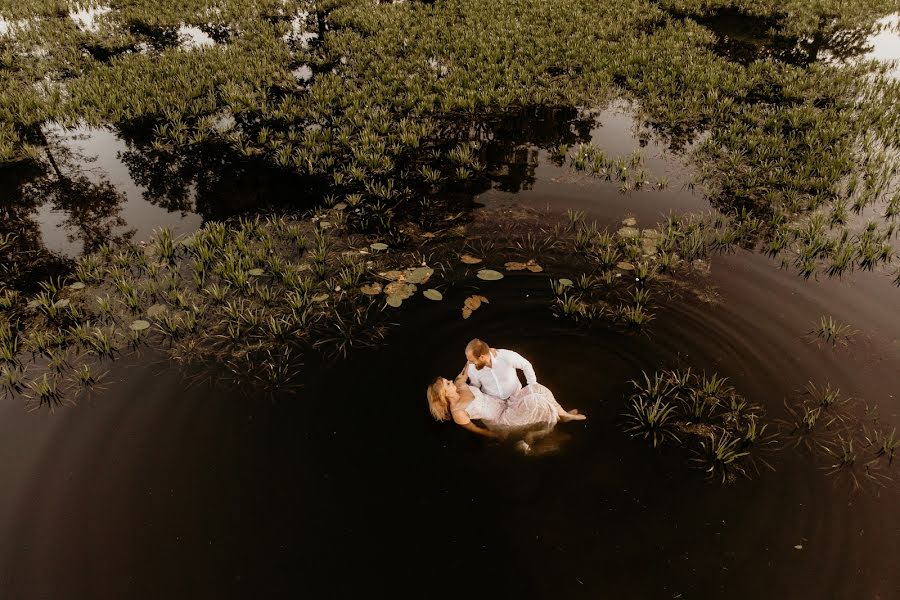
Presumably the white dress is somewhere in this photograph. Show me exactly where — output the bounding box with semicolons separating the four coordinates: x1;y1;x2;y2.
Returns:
464;383;561;436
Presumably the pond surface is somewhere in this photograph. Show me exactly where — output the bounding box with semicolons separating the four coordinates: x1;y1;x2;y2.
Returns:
2;103;900;597
0;245;897;598
2;15;900;592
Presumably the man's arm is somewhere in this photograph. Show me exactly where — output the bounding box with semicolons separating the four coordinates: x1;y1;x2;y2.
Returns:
503;350;537;385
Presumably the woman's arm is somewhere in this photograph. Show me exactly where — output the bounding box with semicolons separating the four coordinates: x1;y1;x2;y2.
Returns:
459;420;499;439
451;407;498;438
455;361;473;385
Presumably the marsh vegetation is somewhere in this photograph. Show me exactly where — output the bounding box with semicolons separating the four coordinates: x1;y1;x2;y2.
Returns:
2;0;900;596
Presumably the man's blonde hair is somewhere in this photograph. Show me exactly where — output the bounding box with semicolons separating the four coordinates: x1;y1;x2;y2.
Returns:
465;338;490;358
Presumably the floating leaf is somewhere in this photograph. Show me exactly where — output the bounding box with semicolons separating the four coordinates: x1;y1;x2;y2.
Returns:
370;242;388;251
505;261;527;271
386;294;403;307
248;268;265;276
476;269;504;281
462;294;489;318
464;295;487;310
129;320;150;331
388;282;416;299
406;267;433;284
423;289;443;301
460;254;482;264
559;278;573;287
526;264;543;273
68;282;85;291
380;270;405;281
360;283;383;295
147;304;168;319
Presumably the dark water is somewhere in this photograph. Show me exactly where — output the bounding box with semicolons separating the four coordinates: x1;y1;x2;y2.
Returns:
0;256;897;598
2;25;900;598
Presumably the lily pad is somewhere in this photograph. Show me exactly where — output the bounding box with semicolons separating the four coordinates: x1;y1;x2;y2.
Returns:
406;267;434;285
476;269;504;281
69;282;86;291
370;242;389;251
385;294;404;307
129;320;150;331
360;282;383;295
505;262;527;271
464;295;488;310
380;270;405;281
526;264;543;273
147;304;168;319
462;294;489;319
423;289;443;301
385;282;416;299
248;268;265;276
460;254;483;265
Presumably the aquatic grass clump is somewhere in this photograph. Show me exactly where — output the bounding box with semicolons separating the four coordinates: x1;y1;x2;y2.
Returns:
623;367;775;483
0;202;416;404
624;395;680;448
548;214;732;333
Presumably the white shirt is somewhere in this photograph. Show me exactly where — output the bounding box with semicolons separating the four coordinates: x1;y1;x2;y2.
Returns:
467;349;536;400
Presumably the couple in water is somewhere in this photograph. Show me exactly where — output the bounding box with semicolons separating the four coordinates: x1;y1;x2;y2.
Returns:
427;339;586;450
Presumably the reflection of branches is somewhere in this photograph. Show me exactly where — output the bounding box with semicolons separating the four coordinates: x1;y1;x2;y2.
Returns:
117;135;308;221
30;176;133;253
441;105;596;193
1;130;133;289
692;8;882;67
118;144;199;212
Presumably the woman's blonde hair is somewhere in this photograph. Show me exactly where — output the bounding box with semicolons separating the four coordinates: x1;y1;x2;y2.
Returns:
427;377;450;421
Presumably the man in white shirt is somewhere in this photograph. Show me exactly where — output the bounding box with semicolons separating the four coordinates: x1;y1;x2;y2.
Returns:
464;338;537;400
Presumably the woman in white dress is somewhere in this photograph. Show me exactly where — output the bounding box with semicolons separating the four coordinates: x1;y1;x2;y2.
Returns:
427;363;586;442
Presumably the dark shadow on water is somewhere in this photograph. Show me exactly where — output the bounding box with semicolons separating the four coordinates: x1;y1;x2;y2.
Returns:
683;7;883;67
